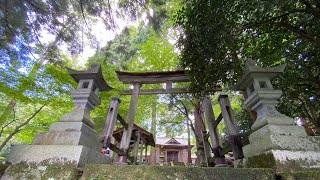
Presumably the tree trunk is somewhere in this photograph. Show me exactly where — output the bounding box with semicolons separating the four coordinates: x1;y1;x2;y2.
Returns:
187;118;192;163
194;101;206;166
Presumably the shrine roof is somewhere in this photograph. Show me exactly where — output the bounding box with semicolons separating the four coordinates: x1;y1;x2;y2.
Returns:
113;124;155;147
156;137;193;147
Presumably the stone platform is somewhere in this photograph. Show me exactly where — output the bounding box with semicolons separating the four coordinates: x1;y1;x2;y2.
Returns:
2;164;320;179
7;145;111;167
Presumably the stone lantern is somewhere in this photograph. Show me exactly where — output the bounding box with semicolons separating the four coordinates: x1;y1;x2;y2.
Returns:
234;60;320;172
234;60;292;131
6;64;112;168
60;64;112;128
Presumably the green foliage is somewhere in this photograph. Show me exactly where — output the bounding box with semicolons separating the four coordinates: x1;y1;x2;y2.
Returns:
175;0;320;129
157;101;187;137
0;56;75;155
0;0;178;64
130;30;180;72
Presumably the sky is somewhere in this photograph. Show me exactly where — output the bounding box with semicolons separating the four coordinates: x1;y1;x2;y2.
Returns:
40;19;126;66
40;9;148;67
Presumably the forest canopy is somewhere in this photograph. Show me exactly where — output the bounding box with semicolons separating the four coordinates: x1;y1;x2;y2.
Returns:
0;0;319;160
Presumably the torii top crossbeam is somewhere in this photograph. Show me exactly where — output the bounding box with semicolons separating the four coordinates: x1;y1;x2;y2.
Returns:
116;70;192;95
116;70;190;84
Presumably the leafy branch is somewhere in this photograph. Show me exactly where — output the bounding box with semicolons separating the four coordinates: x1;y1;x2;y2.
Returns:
0;100;49;151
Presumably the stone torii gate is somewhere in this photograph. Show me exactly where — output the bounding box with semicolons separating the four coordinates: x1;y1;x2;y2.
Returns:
112;70;240;166
114;71;192;164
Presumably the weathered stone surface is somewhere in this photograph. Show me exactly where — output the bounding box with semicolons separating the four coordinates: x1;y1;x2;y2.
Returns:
7;145;111;166
1;163;80;180
32;132;102;151
60;105;95;129
235;150;320;172
249;125;307;142
81;164;275;180
251;114;295;131
49;121;95;132
278;170;320;180
244;136;320;157
3;163;320;180
33;122;102;151
243;124;320;157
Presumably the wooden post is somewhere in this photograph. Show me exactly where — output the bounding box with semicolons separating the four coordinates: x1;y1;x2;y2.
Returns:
218;95;244;160
165;81;172;90
144;145;148;164
133;131;141;165
201;131;211;167
139;137;145;165
202;96;227;166
102;98;121;148
116;81;141;164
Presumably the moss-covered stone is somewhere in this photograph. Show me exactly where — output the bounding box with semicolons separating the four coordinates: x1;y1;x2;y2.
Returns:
81;164;275;180
3;163;320;179
0;164;8;178
246;153;276;169
1;163;81;180
238;151;320;173
278;170;320;180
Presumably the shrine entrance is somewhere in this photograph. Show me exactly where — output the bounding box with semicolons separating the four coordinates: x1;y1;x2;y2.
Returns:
167;151;178;162
101;70;244;166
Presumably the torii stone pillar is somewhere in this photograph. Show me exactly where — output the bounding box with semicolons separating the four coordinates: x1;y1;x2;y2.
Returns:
234;60;320;172
116;81;141;164
6;64;112;167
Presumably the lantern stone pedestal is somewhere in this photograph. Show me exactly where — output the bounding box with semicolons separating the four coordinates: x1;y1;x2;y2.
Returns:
4;65;112;173
234;61;320;172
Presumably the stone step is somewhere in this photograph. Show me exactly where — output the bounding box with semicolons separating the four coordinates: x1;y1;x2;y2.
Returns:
81;164;275;180
3;163;320;179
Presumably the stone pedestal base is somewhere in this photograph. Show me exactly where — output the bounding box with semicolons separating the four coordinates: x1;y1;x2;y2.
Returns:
236;124;320;172
6;122;111;167
7;145;111;167
243;125;320;157
32;122;102;151
235;150;320;172
1;163;80;180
